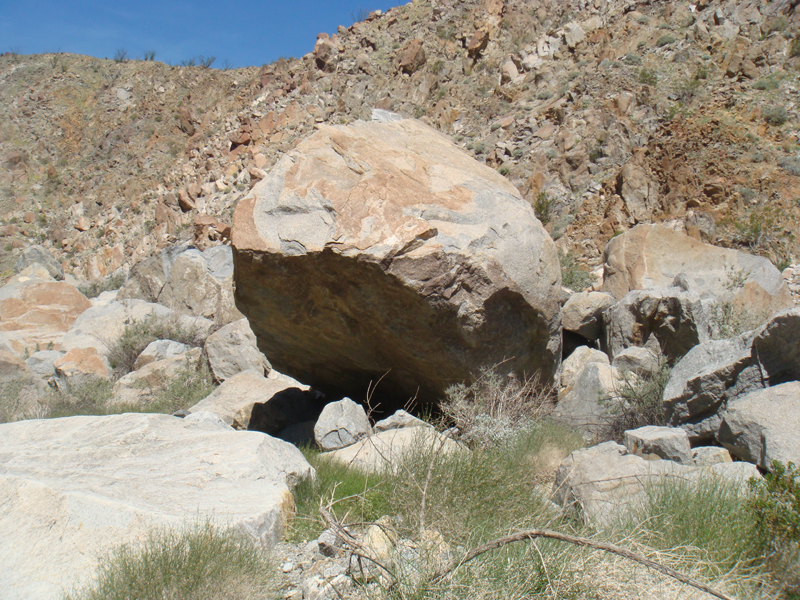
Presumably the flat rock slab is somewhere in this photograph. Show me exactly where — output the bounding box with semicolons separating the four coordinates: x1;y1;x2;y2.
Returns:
0;413;314;600
718;381;800;469
321;426;464;473
233;116;561;407
601;224;792;314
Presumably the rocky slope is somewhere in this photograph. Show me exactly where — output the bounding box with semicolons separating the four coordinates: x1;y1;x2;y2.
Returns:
2;0;800;286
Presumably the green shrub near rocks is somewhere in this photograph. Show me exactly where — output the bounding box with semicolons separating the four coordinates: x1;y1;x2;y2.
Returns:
65;521;278;600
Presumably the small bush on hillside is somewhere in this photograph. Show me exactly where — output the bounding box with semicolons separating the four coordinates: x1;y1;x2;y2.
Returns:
139;362;216;414
441;367;554;447
0;376;50;423
47;378;114;418
607;361;671;441
778;156;800;176
791;37;800;58
709;301;769;339
113;48;127;63
77;271;126;299
763;104;789;126
749;461;800;545
656;34;676;47
559;249;594;291
639;68;658;86
106;315;204;379
65;521;278;600
533;191;553;225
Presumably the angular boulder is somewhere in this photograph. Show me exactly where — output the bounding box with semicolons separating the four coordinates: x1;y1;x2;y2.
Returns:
559;345;609;398
321;426;464;474
751;307;800;385
623;425;693;464
189;371;322;436
601;224;792;315
718;381;800;469
0;268;91;356
561;291;614;341
552;441;759;527
233;116;561;407
553;361;622;440
602;286;712;362
314;397;372;451
0;413;314;600
204;318;271;382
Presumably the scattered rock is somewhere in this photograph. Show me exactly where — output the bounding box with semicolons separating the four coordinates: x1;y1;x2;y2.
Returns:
623;425;693;464
14;245;64;280
692;446;733;466
111;348;202;407
204;318;270;382
314;398;372;451
133;339;190;370
373;409;431;432
561;291;614;341
611;346;660;377
718;381;800;470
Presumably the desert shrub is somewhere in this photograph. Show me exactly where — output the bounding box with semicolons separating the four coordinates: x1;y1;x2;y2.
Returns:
47;378;114;418
749;461;800;545
778;156;800;176
0;376;51;422
533;191;553;225
559;249;594;291
289;446;391;541
77;271;126;299
113;48;127;63
639;68;658;86
616;476;768;578
606;361;671;441
763;104;788;126
65;521;278;600
655;34;676;47
143;362;216;414
440;367;554;447
621;53;642;65
106;315;204;379
536;89;553;100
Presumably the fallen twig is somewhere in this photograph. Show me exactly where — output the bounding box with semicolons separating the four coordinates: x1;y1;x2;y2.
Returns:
435;528;736;600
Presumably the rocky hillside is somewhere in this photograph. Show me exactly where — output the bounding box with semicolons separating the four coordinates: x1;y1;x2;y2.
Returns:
2;0;800;285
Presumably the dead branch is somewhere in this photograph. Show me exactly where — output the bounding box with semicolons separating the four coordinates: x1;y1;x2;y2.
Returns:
418;428;452;538
434;528;736;600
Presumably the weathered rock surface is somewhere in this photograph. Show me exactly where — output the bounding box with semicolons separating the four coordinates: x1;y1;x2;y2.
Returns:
718;381;800;469
111;348;202;407
0;413;314;600
321;426;464;473
116;244;190;302
751;307;800;386
314;398;372;451
664;330;763;438
601;225;793;315
602;287;712;362
623;425;693;464
374;409;431;432
692;446;733;466
0;268;91;356
561;291;614;341
14;245;64;280
553;441;759;527
559;345;609;398
612;346;660;377
133;339;190;370
189;369;313;431
233;116;561;407
204;318;271;382
553;361;622;440
157;246;242;325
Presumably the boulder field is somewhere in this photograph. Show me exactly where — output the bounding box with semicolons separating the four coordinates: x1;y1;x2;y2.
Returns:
233;114;562;407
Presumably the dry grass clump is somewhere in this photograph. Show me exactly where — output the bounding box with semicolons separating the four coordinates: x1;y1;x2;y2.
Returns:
440;366;555;447
64;521;279;600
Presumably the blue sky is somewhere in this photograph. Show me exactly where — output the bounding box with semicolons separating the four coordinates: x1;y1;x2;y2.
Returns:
0;1;407;68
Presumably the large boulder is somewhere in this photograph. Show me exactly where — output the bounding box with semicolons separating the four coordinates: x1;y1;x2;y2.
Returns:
189;371;322;436
751;307;800;386
314;398;372;451
233;115;561;407
204;318;271;382
117;243;191;302
559;345;609;398
553;361;623;440
623;425;693;465
561;291;614;341
602;286;713;362
552;441;759;527
0;413;314;600
14;245;64;280
601;224;793;315
717;382;800;469
0;267;91;356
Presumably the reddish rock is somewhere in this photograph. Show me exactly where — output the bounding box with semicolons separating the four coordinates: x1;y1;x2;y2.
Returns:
467;29;490;58
23;212;35;224
397;39;426;74
178;189;195;212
